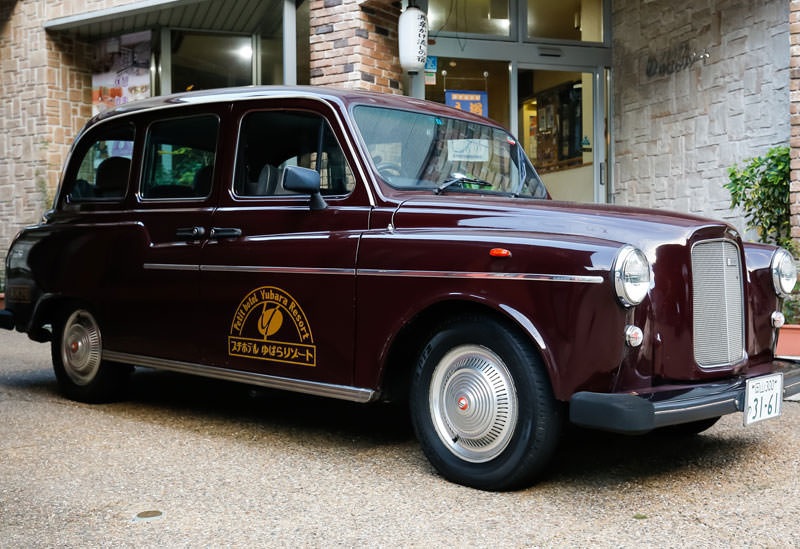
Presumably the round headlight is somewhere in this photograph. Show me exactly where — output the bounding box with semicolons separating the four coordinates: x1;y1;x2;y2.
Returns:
613;246;651;307
771;248;797;297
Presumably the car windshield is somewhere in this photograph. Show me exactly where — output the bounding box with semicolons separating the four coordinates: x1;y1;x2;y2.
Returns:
352;105;548;198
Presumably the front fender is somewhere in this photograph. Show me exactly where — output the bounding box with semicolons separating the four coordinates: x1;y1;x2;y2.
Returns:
353;227;630;400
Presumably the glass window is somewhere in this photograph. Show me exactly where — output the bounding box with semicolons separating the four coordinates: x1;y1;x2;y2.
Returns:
235;111;355;197
518;69;595;202
428;0;511;37
259;0;284;85
69;123;135;201
171;32;253;92
424;58;510;128
142;115;218;199
527;0;603;42
296;0;310;85
353;106;547;199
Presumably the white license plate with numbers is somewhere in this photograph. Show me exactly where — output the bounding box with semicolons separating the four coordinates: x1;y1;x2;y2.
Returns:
744;373;783;426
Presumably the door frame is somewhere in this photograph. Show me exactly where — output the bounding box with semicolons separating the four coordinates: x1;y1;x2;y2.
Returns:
427;37;613;203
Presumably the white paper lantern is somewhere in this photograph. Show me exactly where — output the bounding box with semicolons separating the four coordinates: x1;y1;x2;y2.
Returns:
398;5;428;74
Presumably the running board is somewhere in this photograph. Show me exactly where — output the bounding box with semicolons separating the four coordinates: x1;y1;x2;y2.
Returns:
103;350;377;403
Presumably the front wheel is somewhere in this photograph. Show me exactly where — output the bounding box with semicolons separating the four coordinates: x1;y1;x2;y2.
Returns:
51;307;129;403
410;315;562;491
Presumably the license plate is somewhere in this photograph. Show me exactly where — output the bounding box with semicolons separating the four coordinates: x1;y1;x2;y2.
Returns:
744;373;783;426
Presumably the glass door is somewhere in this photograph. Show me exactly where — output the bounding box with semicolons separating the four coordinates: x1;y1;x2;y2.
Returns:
517;67;607;203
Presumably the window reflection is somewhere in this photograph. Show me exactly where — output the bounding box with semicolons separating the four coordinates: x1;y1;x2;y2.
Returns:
527;0;603;42
171;32;253;92
427;0;511;37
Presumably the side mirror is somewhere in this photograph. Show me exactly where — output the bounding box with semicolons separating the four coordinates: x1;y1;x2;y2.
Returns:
282;166;327;211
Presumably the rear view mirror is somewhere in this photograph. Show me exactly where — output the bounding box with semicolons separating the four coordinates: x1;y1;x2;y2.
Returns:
282;166;327;210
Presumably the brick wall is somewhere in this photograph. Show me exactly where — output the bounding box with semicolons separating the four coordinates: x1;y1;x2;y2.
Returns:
612;0;790;237
309;0;402;93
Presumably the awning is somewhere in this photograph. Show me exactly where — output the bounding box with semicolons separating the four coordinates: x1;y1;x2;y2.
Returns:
44;0;278;39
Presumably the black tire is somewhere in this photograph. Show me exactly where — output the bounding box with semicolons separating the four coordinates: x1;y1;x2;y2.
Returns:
410;315;562;491
656;417;720;436
51;307;129;403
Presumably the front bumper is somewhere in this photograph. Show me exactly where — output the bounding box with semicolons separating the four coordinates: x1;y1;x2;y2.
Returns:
569;360;800;434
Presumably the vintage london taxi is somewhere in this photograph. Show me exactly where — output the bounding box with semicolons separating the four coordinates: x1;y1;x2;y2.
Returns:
2;86;799;491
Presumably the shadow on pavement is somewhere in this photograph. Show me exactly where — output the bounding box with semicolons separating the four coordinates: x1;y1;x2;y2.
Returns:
1;363;767;486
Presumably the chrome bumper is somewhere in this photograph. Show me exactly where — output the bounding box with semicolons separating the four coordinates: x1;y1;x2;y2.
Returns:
569;360;800;434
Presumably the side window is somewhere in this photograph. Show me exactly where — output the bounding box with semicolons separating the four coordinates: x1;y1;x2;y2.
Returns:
235;110;355;197
142;115;218;199
69;122;134;201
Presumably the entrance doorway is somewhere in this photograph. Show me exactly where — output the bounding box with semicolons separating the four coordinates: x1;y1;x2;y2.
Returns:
518;68;605;203
424;62;609;203
423;0;611;203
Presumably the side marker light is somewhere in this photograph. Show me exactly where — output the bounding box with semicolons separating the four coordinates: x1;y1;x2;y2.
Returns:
489;248;512;258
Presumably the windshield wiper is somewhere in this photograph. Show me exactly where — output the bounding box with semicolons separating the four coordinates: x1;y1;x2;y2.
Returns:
435;174;494;195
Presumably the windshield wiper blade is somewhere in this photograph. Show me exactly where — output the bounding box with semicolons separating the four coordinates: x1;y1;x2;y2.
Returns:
435;174;493;195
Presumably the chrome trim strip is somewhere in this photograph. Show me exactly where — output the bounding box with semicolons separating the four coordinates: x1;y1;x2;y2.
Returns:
200;265;355;275
103;350;376;403
143;263;602;282
143;263;200;271
358;268;604;283
144;263;603;284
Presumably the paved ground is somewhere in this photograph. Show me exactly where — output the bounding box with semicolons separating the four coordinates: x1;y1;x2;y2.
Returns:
1;328;798;548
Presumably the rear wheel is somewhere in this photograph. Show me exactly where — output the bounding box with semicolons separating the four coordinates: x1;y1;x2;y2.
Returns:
51;307;129;403
410;315;561;491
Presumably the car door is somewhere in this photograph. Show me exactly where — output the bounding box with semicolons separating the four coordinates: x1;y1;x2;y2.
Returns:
111;109;223;361
197;101;371;387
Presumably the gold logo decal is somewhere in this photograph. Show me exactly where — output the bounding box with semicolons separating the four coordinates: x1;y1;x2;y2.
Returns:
228;286;316;367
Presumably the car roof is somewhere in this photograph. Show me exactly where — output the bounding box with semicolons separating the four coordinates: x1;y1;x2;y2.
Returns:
87;85;503;129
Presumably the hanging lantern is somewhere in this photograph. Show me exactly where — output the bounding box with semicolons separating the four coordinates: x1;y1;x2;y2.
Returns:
398;4;428;74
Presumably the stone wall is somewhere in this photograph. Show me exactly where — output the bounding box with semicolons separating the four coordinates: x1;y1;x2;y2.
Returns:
0;1;127;287
612;0;790;236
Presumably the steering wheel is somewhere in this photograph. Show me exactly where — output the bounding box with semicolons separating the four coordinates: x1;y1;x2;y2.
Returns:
376;162;402;179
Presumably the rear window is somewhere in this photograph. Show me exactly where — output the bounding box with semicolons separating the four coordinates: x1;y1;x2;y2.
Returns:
141;115;219;200
67;122;135;201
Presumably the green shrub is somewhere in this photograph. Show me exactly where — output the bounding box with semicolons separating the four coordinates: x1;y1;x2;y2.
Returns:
725;145;793;253
726;145;798;322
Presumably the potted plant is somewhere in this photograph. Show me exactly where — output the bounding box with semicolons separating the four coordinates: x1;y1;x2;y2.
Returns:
725;144;800;354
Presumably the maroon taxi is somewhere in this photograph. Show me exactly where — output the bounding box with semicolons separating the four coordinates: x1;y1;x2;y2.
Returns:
2;86;799;491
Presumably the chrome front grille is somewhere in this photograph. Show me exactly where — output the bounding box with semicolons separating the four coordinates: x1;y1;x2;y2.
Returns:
692;240;745;368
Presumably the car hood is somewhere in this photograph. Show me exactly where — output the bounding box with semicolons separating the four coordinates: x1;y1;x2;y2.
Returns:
390;196;739;253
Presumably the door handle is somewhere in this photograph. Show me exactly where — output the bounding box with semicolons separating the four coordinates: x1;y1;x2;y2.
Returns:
175;226;206;239
209;227;242;239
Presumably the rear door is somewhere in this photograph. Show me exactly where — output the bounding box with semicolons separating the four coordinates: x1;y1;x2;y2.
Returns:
197;99;371;387
114;108;223;361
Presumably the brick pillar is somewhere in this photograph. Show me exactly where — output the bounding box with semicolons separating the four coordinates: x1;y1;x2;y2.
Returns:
791;0;800;250
309;0;403;94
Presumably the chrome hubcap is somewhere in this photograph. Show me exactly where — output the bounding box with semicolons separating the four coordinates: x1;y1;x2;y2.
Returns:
429;345;518;463
60;310;102;386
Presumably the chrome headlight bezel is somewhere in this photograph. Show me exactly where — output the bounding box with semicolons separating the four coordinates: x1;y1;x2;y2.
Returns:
771;247;797;297
7;239;33;271
613;245;651;307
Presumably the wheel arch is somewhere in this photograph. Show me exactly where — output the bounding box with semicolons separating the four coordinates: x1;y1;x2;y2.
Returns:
378;297;559;404
25;294;88;343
